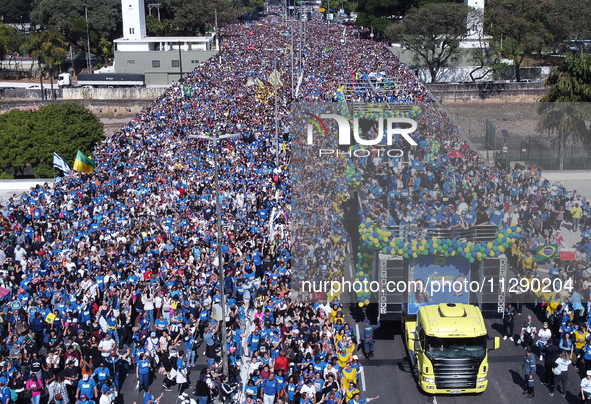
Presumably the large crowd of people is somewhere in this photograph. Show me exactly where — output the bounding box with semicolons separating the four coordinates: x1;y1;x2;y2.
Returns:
0;5;590;404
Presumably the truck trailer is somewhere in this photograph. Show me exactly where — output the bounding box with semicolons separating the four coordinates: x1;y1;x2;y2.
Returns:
58;73;145;88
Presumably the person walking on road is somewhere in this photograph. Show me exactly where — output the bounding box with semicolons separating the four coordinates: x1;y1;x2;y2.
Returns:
362;316;380;358
550;351;572;397
519;316;537;348
523;346;536;398
504;304;516;341
582;371;591;404
542;339;560;386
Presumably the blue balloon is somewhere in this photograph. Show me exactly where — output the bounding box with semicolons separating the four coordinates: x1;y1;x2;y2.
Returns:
515;234;521;239
472;251;478;258
485;248;490;255
429;247;434;254
448;247;453;253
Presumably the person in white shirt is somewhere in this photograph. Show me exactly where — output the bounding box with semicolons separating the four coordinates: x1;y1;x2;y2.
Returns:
581;371;591;403
536;322;552;361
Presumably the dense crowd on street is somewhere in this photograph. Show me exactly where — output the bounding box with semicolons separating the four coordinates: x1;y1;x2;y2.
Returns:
1;4;591;404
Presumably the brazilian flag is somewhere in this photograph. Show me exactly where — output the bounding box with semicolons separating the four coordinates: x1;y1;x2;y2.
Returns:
535;244;558;262
73;150;96;174
183;84;192;97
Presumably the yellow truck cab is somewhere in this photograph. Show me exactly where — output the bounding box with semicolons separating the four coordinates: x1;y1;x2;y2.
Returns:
404;303;500;394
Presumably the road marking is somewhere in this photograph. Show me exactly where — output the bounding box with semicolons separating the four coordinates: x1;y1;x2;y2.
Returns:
432;396;437;404
355;323;366;391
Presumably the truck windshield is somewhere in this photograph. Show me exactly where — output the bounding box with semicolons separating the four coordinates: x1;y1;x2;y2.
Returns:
425;336;487;359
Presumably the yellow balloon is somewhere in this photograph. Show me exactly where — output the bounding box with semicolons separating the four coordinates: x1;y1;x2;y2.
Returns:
464;247;470;254
421;239;427;246
499;245;505;252
412;252;418;258
451;251;456;256
487;242;493;249
419;246;425;252
411;246;417;252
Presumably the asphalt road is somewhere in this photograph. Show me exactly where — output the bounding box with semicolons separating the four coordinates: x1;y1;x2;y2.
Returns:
358;305;586;404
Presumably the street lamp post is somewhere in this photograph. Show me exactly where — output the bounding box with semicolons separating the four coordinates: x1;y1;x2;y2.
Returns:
84;4;92;73
188;132;240;378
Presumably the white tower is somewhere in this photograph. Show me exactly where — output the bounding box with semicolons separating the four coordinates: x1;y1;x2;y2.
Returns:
121;0;146;40
464;0;484;37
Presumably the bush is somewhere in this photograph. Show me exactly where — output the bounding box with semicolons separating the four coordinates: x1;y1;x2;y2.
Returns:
0;171;14;180
0;102;103;178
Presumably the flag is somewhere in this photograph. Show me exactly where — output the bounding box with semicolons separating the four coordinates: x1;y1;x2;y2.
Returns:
52;152;71;176
73;150;96;174
254;78;264;88
268;69;283;88
183;84;192;97
535;244;558;262
246;77;255;86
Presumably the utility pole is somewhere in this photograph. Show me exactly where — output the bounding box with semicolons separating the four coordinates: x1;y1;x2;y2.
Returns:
84;4;91;74
274;50;279;167
291;21;294;95
178;41;183;80
188;133;241;379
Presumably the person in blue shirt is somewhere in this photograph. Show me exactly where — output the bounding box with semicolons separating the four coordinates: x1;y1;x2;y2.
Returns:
0;381;9;404
76;374;98;401
261;372;280;404
136;353;151;392
91;362;110;391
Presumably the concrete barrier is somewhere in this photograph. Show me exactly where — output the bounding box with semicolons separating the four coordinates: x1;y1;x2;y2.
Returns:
62;87;167;100
426;82;548;103
0;99;151;117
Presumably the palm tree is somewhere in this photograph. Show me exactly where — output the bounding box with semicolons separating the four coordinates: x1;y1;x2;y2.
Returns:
27;30;68;100
538;54;591;169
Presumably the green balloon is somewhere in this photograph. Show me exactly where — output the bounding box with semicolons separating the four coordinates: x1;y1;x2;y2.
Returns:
469;245;475;252
502;242;509;249
480;247;485;253
403;246;408;252
457;247;463;253
437;245;443;252
469;257;475;263
444;251;450;257
403;253;409;259
446;239;453;246
492;246;498;252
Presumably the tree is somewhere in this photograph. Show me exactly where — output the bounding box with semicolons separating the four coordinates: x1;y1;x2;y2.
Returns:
465;9;501;82
0;0;34;30
537;54;591;169
170;0;244;35
27;30;67;97
0;103;103;178
98;37;112;65
385;2;471;83
145;15;175;37
486;0;554;82
355;0;415;34
31;0;121;59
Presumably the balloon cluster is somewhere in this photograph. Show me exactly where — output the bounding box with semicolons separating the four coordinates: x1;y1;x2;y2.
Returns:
355;220;521;304
345;163;362;190
354;106;421;121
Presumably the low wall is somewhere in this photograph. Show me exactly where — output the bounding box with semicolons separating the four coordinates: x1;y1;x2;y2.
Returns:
62;87;167;100
0;99;152;117
426;82;548;103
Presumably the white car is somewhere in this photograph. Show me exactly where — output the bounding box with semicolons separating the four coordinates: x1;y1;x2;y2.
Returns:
27;84;42;89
